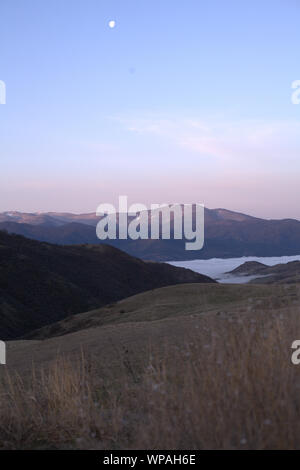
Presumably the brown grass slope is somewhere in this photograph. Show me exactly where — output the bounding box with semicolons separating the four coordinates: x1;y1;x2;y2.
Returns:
5;282;300;372
1;282;300;449
0;231;214;340
24;282;297;340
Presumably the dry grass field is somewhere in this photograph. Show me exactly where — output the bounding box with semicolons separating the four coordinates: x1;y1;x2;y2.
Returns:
1;282;300;449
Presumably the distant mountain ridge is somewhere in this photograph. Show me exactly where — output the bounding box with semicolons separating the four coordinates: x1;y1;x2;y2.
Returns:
0;207;259;226
1;208;300;261
0;211;100;226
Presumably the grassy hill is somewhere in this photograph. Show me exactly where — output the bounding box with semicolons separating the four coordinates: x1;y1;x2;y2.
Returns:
0;231;214;340
2;282;300;449
4;282;299;372
24;282;296;339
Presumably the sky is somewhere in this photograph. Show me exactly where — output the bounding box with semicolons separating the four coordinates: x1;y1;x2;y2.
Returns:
0;0;300;218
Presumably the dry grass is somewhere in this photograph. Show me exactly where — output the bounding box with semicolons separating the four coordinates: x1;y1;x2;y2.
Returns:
1;305;300;449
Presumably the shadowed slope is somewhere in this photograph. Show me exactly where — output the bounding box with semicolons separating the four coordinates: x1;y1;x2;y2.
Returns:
0;231;214;340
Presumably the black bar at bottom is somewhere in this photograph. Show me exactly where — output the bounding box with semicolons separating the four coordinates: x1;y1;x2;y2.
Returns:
0;449;295;466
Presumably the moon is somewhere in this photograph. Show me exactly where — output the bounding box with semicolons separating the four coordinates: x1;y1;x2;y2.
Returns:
108;20;116;29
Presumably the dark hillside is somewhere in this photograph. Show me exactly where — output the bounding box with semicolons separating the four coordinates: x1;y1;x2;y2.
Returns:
0;231;214;339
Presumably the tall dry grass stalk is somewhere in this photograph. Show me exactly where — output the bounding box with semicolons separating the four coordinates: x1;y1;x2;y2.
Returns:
1;306;300;449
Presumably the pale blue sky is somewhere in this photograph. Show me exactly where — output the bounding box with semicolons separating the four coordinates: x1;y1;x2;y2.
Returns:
1;0;300;218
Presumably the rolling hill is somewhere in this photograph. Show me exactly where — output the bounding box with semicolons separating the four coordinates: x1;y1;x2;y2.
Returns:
5;281;300;375
229;260;300;284
0;231;214;340
24;281;297;340
2;271;300;450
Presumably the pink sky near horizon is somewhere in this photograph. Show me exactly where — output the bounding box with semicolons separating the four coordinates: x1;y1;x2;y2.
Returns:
1;169;299;220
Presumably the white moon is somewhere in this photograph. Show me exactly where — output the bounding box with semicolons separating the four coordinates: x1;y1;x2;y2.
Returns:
108;20;116;28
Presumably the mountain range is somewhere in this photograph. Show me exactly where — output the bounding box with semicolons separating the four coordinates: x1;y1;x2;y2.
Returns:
1;208;300;260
